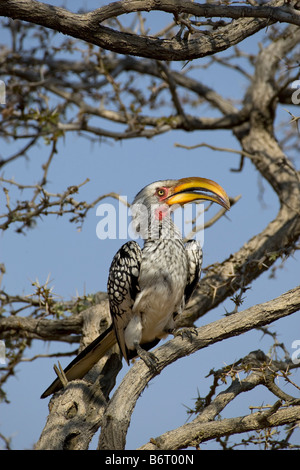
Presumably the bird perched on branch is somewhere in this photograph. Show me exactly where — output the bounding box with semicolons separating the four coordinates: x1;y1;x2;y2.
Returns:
41;177;230;399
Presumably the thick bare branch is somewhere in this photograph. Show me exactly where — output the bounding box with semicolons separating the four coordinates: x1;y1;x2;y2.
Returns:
94;0;300;27
36;302;122;450
0;313;83;342
139;350;300;449
140;405;300;449
0;0;294;60
179;25;300;326
98;286;300;449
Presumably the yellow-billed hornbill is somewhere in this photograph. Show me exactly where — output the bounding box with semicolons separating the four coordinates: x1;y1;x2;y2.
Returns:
41;177;229;399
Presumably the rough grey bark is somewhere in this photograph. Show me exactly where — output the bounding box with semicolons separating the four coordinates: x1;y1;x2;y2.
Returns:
36;301;122;450
98;286;300;449
1;0;299;60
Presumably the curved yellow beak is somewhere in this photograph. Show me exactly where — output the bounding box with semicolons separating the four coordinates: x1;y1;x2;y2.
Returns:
166;177;230;211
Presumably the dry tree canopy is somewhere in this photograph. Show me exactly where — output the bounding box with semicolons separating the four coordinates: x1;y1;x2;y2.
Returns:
0;0;300;451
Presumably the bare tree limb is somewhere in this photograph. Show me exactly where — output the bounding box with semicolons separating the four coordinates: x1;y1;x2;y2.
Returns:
36;301;122;450
139;404;300;449
98;285;300;449
0;0;295;60
94;0;300;27
0;313;83;342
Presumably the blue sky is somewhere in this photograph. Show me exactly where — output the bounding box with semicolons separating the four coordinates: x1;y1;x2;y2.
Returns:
0;0;299;450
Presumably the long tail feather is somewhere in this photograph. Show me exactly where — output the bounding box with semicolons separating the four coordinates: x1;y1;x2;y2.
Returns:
41;324;117;398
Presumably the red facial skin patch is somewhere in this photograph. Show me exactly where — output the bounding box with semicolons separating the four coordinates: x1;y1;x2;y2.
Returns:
154;205;169;221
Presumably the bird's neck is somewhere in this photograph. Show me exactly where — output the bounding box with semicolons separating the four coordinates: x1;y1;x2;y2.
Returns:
148;214;181;241
131;203;182;241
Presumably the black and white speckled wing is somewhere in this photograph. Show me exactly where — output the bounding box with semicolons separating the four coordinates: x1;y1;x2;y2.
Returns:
184;240;203;305
107;240;142;364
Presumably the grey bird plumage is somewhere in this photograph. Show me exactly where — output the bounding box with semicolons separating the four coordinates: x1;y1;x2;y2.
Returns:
41;177;229;399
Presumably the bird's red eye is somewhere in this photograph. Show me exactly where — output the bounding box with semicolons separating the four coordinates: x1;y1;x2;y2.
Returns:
157;188;166;197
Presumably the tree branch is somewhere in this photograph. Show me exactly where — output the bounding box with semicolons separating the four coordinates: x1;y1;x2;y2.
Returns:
179;25;300;327
36;301;122;450
94;0;300;27
0;0;294;60
98;285;300;449
139;348;300;449
0;313;83;342
140;404;300;449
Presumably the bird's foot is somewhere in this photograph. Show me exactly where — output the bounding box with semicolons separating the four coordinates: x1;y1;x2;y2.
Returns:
135;344;159;374
173;326;198;342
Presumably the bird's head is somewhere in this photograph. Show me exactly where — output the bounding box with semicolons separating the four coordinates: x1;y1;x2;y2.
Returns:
133;176;230;210
131;177;230;239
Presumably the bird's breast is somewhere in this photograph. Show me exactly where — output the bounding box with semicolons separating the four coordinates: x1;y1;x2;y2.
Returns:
133;239;188;343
